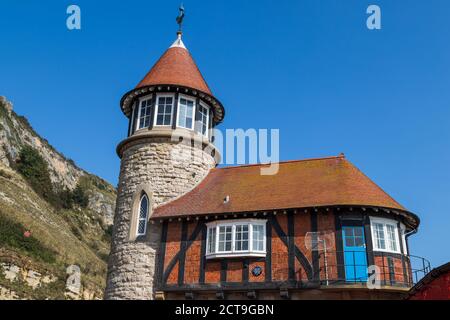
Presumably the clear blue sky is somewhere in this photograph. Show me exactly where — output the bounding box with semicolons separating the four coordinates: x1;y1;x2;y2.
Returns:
0;1;449;267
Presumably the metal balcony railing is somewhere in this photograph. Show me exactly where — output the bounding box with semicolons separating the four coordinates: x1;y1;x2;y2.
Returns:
309;250;431;288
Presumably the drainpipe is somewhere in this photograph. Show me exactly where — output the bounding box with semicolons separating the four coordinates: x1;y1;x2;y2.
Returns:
405;228;417;239
404;228;417;257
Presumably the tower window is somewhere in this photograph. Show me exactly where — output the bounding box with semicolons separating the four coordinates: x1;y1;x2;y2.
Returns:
370;217;402;254
196;104;209;137
206;219;266;258
137;194;149;236
177;96;195;129
155;96;174;126
137;96;153;130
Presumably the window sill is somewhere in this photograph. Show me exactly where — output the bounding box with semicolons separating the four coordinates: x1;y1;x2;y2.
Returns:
373;248;403;255
206;252;266;260
133;126;208;138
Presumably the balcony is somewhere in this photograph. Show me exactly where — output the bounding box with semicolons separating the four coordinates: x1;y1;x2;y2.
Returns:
310;250;432;288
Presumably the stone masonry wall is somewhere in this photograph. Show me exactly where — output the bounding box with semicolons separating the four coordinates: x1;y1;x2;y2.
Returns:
105;138;215;299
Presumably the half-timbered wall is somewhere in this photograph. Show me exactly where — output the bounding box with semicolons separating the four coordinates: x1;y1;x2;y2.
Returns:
156;207;412;298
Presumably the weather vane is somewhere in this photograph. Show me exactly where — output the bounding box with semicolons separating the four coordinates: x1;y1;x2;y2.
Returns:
176;4;185;34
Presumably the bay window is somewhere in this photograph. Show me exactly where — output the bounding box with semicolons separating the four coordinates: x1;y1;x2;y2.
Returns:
370;217;403;254
206;220;266;258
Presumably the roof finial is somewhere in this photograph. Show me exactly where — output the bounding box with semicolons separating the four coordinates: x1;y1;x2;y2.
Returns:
176;4;185;36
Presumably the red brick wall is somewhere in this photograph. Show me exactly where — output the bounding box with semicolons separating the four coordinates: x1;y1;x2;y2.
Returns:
226;261;242;282
164;222;182;284
166;262;178;284
408;270;450;300
317;210;338;281
272;215;289;281
374;255;408;284
293;213;310;281
184;222;202;283
205;261;220;283
393;258;405;283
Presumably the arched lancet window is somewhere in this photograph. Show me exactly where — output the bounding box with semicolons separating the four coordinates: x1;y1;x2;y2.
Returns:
137;194;149;236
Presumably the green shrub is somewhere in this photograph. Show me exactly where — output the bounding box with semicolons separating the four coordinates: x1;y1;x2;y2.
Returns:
102;225;113;243
16;115;36;137
16;145;55;203
97;251;109;263
72;185;89;208
0;213;57;264
57;188;74;209
70;225;83;240
16;146;89;210
55;184;89;210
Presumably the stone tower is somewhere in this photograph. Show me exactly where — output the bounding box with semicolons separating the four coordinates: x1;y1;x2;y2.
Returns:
104;31;225;299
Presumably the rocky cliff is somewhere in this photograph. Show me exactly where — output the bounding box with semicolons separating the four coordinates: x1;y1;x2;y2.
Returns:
0;96;116;300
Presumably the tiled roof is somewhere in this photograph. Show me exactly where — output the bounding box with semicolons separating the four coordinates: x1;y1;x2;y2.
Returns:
153;155;409;219
135;46;212;95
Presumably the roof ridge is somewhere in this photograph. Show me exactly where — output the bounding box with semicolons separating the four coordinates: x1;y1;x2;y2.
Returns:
213;155;345;171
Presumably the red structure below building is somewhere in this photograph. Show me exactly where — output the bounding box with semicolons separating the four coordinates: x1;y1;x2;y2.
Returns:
407;262;450;300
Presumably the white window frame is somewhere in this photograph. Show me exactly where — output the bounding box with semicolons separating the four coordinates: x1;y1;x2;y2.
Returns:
153;94;175;127
136;194;149;236
176;94;195;130
196;102;210;138
129;101;137;136
205;219;267;259
370;217;403;254
135;94;153;131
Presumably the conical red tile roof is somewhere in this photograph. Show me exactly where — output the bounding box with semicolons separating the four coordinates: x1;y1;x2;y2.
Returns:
135;45;212;95
120;35;224;122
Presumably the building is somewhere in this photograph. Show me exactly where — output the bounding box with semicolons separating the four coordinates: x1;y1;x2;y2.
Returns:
105;28;431;300
407;262;450;300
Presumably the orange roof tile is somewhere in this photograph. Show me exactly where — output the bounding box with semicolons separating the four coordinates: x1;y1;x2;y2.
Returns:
153;156;410;219
135;46;212;95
